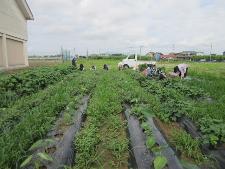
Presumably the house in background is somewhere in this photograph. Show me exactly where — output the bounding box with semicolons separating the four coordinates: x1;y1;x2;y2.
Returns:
175;51;204;60
146;52;163;60
161;53;176;60
223;51;225;56
175;51;197;60
146;52;156;58
196;52;204;56
0;0;33;69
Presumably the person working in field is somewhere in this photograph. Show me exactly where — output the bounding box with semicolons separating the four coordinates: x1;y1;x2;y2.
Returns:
79;64;84;71
103;64;109;71
142;64;166;80
170;64;189;79
72;56;77;67
91;65;96;71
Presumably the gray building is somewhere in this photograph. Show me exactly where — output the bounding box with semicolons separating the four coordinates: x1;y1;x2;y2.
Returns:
175;51;197;60
223;51;225;56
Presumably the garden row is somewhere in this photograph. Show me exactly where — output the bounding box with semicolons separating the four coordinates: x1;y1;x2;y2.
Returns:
73;71;131;169
0;64;75;108
71;69;215;169
0;71;98;168
0;70;79;136
128;70;225;145
18;70;144;169
72;70;175;169
127;70;224;168
1;66;223;169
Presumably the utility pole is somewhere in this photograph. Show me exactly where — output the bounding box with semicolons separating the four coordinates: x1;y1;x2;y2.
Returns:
86;49;89;58
139;45;144;59
210;43;212;62
61;46;64;63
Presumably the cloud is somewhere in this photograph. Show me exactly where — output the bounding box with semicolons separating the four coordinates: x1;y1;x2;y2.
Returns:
27;0;225;55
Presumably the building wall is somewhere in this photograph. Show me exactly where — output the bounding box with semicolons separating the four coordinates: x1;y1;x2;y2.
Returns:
0;0;28;40
7;38;24;66
0;35;3;67
0;0;29;69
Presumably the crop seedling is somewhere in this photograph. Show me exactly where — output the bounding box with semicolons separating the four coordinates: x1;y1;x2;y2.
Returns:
146;136;156;150
20;152;53;168
29;139;55;151
209;135;219;147
153;156;168;169
141;122;152;136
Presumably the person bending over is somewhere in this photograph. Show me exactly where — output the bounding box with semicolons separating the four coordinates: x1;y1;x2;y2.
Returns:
103;64;109;71
91;65;96;71
79;64;84;71
173;63;189;79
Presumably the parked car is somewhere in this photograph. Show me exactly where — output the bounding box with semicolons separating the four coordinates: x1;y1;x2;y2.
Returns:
118;54;156;70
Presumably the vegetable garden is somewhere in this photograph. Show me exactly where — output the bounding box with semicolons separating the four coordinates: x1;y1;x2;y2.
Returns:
0;60;224;169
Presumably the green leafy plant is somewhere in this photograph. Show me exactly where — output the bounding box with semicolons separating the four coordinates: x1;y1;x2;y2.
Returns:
37;152;53;162
140;122;153;136
161;79;208;99
153;156;168;169
209;135;219;146
63;112;73;125
0;64;75;108
146;136;156;150
20;152;53;169
200;117;225;146
29;139;55;151
132;104;154;120
20;155;32;168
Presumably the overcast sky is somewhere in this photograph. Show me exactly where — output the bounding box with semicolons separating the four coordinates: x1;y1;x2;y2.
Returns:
27;0;225;55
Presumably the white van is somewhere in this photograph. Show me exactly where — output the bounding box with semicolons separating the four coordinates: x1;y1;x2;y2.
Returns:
118;54;156;70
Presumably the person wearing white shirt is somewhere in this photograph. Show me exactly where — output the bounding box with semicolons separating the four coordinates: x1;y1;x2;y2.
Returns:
173;64;189;78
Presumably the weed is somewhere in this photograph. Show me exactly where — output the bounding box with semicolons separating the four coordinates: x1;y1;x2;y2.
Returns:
171;129;205;163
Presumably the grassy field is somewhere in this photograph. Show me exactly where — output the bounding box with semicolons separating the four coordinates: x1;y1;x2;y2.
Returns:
0;59;224;169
